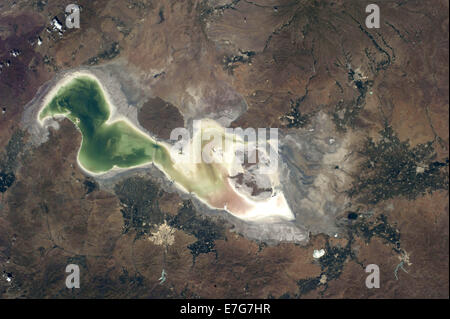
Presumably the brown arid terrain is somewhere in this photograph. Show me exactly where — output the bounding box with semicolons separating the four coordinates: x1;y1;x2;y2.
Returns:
0;0;448;298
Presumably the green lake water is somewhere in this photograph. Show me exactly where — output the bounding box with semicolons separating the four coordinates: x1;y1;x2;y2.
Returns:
38;76;226;199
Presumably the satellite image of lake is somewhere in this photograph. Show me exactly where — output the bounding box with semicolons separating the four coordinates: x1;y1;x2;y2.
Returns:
0;0;448;306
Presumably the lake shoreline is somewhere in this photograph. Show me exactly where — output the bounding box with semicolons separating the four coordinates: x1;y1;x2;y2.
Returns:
23;67;301;234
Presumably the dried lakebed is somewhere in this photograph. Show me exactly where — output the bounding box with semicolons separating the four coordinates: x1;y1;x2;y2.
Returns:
37;72;294;223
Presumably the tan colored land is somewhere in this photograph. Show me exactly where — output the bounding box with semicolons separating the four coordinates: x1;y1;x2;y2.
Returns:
0;0;448;298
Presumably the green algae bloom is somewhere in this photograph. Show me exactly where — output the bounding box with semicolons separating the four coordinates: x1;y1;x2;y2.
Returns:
39;76;170;173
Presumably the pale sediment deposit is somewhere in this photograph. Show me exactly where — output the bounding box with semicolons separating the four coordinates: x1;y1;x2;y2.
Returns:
29;69;296;225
